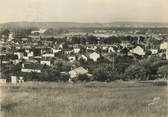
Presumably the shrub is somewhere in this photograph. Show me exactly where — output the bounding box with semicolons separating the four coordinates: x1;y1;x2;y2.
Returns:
153;79;168;86
59;73;69;82
157;65;168;79
77;74;90;82
93;63;121;81
124;65;147;80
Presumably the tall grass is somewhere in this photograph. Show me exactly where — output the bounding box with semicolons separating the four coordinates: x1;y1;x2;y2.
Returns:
0;81;168;117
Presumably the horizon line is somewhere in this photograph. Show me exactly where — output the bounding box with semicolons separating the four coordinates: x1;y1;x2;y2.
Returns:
1;21;168;24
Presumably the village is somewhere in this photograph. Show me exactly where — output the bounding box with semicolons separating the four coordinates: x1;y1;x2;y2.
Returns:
1;0;168;116
0;27;168;83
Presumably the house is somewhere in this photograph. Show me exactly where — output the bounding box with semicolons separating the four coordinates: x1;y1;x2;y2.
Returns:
40;60;51;66
68;56;76;62
18;76;24;83
40;57;53;66
120;41;132;48
15;46;21;50
23;56;29;60
1;53;18;64
64;50;73;55
108;47;115;53
52;48;62;53
27;51;34;57
21;38;28;42
0;78;7;84
21;63;43;73
86;46;97;51
31;29;46;34
1;58;10;64
150;49;158;55
8;33;14;41
11;76;24;83
102;46;108;51
12;59;22;65
78;55;88;61
11;76;17;84
130;46;145;56
69;67;88;79
89;52;100;62
73;48;80;54
42;53;55;57
14;52;23;59
166;50;168;60
59;44;63;49
160;42;168;50
25;58;38;63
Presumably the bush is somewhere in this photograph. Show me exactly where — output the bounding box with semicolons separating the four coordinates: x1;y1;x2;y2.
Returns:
153;79;168;86
23;71;61;82
59;73;69;82
124;65;147;80
157;65;168;79
77;74;90;82
93;63;121;81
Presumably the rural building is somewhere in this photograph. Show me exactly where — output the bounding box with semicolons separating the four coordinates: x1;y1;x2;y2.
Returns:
31;29;46;34
120;41;132;48
0;78;7;84
166;50;168;60
8;33;14;41
11;76;18;84
86;46;97;51
150;49;158;55
52;48;62;53
64;50;73;55
102;46;108;51
68;56;76;62
78;55;88;61
89;52;100;62
11;76;24;84
130;46;145;56
69;67;88;79
12;59;22;65
21;63;43;73
18;77;24;83
160;42;168;50
40;60;52;66
108;47;115;53
14;52;23;59
73;48;80;54
42;53;55;57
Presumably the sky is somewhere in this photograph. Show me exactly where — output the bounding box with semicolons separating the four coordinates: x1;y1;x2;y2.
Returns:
0;0;167;23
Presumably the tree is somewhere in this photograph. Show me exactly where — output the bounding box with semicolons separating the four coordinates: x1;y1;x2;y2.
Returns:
124;56;162;80
125;65;146;80
86;36;98;44
115;55;134;74
1;29;10;37
71;36;80;44
103;36;121;44
93;63;120;81
77;74;90;82
14;28;34;38
157;65;168;79
44;28;68;35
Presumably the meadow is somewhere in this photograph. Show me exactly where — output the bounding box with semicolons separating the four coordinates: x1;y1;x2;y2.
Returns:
0;81;167;117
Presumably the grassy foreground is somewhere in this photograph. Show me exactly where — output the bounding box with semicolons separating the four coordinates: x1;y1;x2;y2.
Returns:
0;81;167;117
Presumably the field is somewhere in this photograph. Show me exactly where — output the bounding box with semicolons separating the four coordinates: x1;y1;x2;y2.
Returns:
0;81;167;117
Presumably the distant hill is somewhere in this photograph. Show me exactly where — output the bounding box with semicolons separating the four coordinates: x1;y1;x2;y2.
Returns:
0;22;168;29
0;22;103;29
